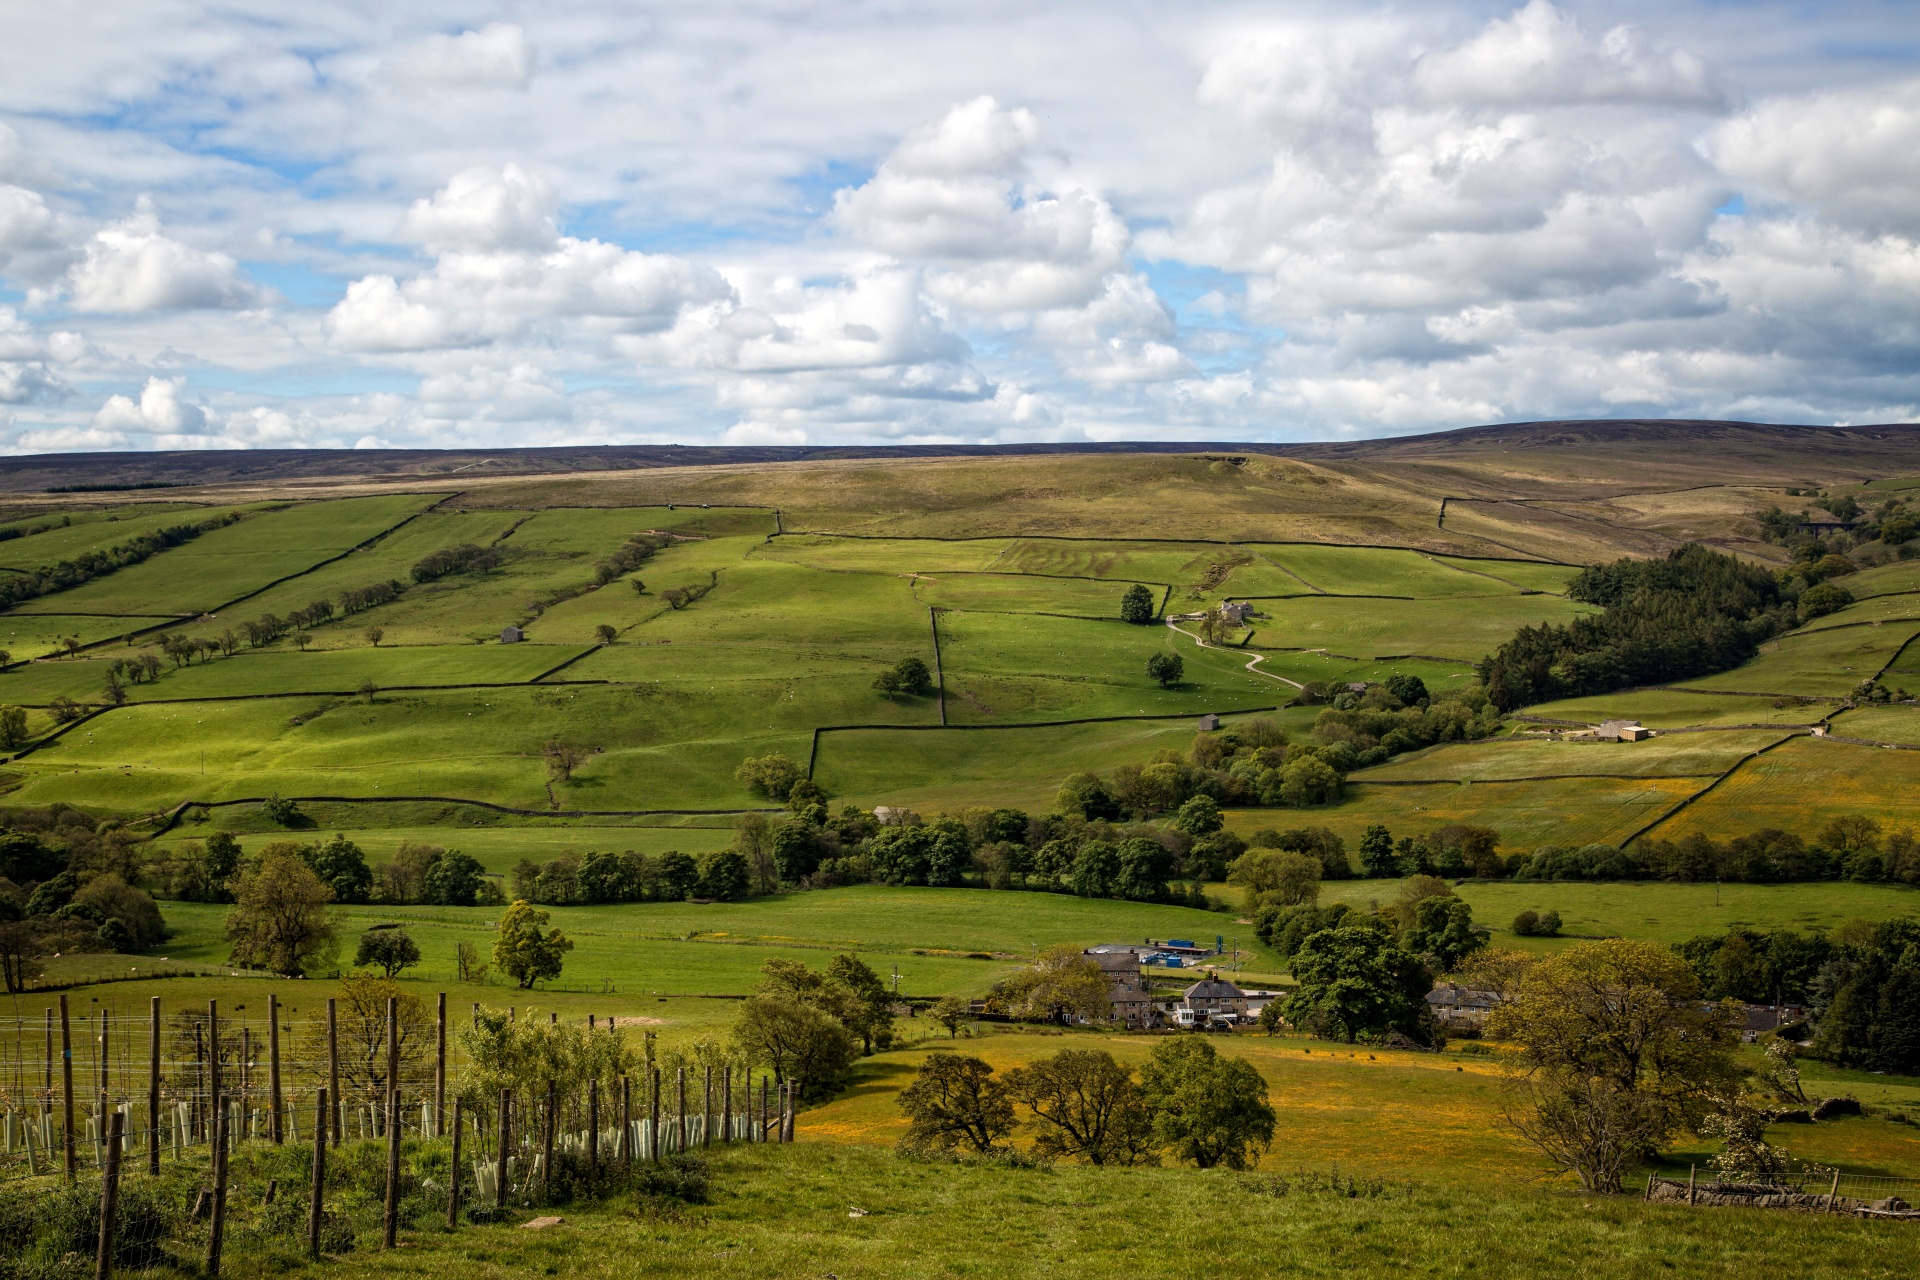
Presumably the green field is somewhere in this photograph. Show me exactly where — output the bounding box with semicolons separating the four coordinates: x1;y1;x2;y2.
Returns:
1681;621;1920;696
9;494;438;615
1354;731;1791;782
1250;544;1542;598
1524;688;1836;728
1250;594;1596;660
1645;736;1920;841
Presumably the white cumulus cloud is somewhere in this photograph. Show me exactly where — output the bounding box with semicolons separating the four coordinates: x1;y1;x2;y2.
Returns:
61;199;262;312
93;377;208;434
381;23;535;92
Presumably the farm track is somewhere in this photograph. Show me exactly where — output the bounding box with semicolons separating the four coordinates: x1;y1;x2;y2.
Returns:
1165;618;1303;688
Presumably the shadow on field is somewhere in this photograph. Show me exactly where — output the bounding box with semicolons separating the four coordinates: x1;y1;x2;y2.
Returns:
836;1057;920;1104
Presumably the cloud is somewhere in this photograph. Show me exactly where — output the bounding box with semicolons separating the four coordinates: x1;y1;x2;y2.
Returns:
381;24;535;92
93;377;208;434
398;164;558;251
61;199;262;312
418;363;571;423
1712;79;1920;236
1414;2;1723;109
834;96;1129;311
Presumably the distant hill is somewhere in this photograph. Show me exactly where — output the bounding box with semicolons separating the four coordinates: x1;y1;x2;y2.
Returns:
2;418;1915;495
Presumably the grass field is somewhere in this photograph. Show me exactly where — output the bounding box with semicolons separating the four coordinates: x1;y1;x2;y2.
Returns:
0;612;182;658
1644;736;1920;842
9;494;438;615
1353;731;1791;782
1249;544;1542;598
1524;688;1836;727
1681;621;1920;697
1229;776;1713;850
1250;594;1596;661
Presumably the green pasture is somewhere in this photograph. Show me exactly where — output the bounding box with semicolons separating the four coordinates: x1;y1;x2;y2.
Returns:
1523;688;1836;728
910;571;1130;616
1682;620;1920;696
1840;558;1920;598
986;538;1232;588
1228;775;1711;852
1354;730;1791;782
1250;544;1533;598
7;494;436;615
813;717;1234;812
1318;877;1920;952
1433;554;1580;594
935;611;1278;723
150;643;588;699
1251;594;1597;661
0;501;262;572
756;533;1009;573
6;684;817;813
1828;704;1920;744
144;884;1268;993
1795;596;1920;629
1646;736;1920;843
166;507;522;646
0;613;180;658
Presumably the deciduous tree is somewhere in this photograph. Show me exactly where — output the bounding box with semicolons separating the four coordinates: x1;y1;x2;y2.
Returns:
1005;1049;1156;1165
1137;1037;1274;1169
896;1054;1015;1154
355;926;422;978
225;849;338;976
492;900;574;989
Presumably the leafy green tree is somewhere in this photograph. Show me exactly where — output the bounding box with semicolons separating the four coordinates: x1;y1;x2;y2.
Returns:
225;850;339;977
735;751;804;800
422;850;486;906
1137;1037;1275;1169
355;926;422;978
731;993;857;1099
304;833;373;904
1116;837;1173;902
0;705;26;749
492;900;574;989
699;849;751;900
1282;926;1434;1043
826;953;895;1053
892;657;935;696
1385;673;1428;705
772;822;825;883
1006;1049;1157;1165
929;994;973;1038
1070;840;1120;898
1120;584;1156;625
1146;652;1183;688
996;944;1113;1025
659;850;701;899
1799;581;1853;619
1401;895;1487;971
1359;824;1398;877
1489;939;1742;1191
1278;755;1341;806
897;1055;1015;1153
262;794;302;826
1809;919;1920;1073
1173;794;1222;837
1227;848;1320;909
594;623;617;644
1055;772;1121;821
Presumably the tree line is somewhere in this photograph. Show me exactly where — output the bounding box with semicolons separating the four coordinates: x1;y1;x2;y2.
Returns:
0;808;169;990
1479;545;1797;710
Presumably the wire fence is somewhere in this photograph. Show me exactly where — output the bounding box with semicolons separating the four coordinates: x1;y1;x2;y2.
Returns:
0;993;796;1190
1648;1164;1920;1218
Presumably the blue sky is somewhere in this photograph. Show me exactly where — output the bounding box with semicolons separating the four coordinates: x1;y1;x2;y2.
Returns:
0;0;1917;452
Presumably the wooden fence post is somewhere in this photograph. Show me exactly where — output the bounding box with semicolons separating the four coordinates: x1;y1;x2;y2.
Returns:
495;1089;510;1211
676;1068;686;1154
268;993;283;1145
722;1067;732;1145
308;1088;327;1258
206;1095;228;1278
146;998;161;1177
760;1075;770;1144
588;1078;599;1174
1826;1168;1841;1213
649;1068;660;1162
95;1110;124;1280
446;1097;463;1230
59;995;76;1180
1687;1165;1696;1205
383;998;401;1249
703;1067;712;1149
541;1083;556;1203
434;993;447;1139
619;1076;631;1172
326;998;341;1147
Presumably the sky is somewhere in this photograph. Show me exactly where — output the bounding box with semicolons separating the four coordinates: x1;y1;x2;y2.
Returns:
0;0;1917;453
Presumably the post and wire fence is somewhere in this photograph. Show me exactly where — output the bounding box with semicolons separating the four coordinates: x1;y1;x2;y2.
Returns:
0;992;802;1274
